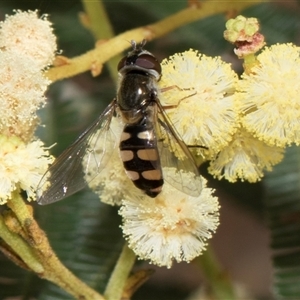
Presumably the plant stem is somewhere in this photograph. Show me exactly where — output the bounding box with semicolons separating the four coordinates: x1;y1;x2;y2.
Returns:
0;214;44;273
81;0;121;83
196;245;236;300
243;53;259;74
46;1;263;82
6;192;104;300
104;243;136;300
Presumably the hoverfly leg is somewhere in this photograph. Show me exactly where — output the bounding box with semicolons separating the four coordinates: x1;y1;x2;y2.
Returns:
160;85;197;109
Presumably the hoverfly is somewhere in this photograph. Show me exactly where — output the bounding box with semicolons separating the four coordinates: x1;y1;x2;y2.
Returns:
37;40;202;205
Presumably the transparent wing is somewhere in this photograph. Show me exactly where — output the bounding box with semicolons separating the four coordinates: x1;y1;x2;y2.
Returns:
37;100;118;205
155;100;202;197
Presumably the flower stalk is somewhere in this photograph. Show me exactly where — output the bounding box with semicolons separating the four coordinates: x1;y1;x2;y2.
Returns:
5;192;104;300
196;245;236;299
0;213;44;273
81;0;121;82
104;243;136;300
45;0;261;82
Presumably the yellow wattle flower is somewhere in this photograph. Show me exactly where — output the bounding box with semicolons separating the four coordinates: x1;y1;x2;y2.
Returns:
238;43;300;147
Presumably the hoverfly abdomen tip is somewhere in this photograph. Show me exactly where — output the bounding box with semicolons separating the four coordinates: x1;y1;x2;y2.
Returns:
145;187;162;198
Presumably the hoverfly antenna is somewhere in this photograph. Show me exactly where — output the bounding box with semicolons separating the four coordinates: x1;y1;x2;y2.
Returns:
130;39;147;51
130;40;137;50
140;39;147;48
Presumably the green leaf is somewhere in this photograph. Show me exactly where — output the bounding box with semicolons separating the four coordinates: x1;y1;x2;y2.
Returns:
0;240;44;298
264;146;300;299
0;252;28;298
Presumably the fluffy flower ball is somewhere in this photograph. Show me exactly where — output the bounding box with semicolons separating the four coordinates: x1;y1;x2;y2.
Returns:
0;51;50;141
238;43;300;147
159;49;239;156
208;128;284;182
0;10;56;205
120;176;219;268
0;10;57;68
0;135;54;204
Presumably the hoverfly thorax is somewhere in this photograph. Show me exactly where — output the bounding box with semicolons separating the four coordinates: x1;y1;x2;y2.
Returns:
116;41;161;124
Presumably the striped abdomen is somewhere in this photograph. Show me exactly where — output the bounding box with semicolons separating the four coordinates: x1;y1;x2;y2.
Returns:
119;121;163;198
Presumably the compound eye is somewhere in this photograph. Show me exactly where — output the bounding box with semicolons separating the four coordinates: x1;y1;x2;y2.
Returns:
136;54;162;74
117;56;128;71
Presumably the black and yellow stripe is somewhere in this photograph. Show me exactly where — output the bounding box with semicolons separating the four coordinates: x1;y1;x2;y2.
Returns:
119;120;163;197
